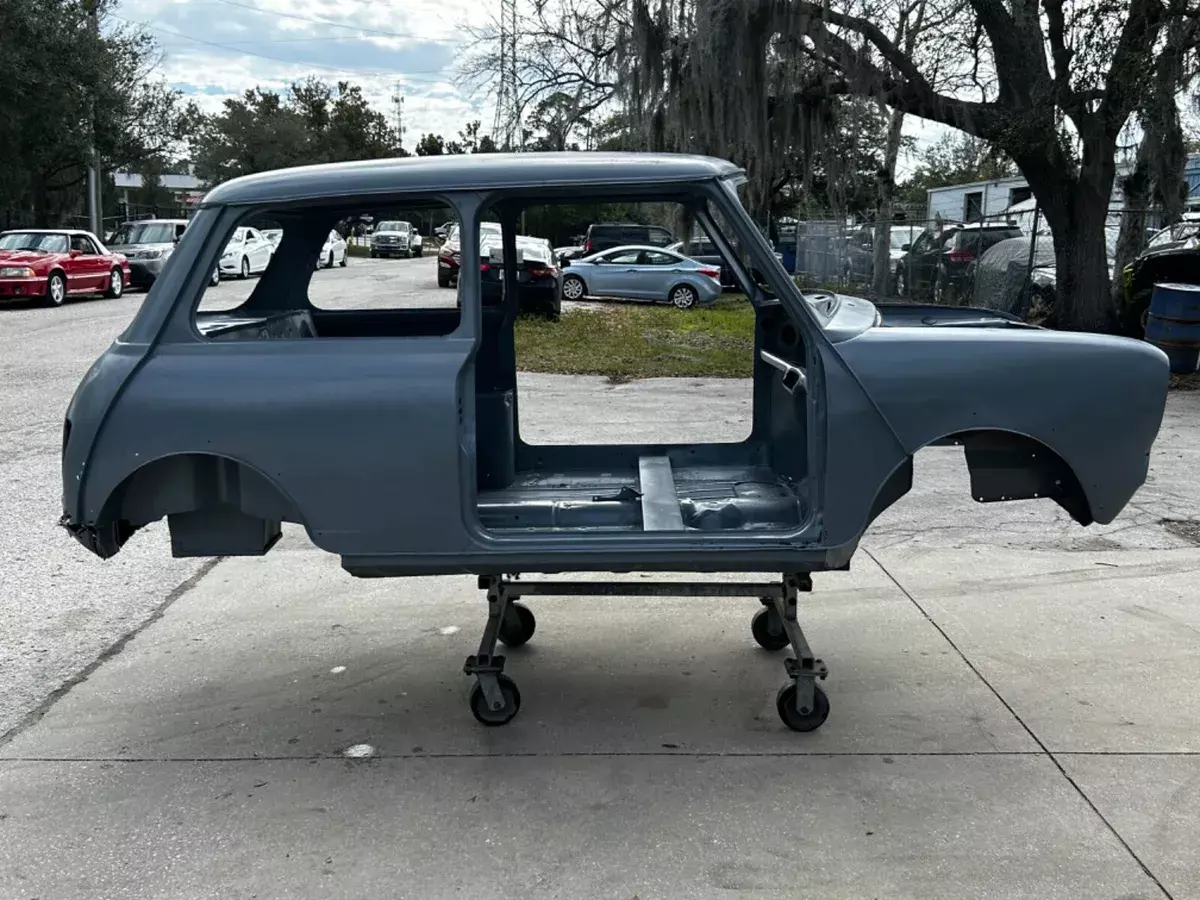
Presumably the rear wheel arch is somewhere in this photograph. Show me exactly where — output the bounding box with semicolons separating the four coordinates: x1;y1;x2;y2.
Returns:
95;453;306;555
668;282;699;307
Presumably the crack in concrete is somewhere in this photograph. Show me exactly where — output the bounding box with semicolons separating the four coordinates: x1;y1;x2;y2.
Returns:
0;557;224;750
4;750;1200;763
865;548;1177;900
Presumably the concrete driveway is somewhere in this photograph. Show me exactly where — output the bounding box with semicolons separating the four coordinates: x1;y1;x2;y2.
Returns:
1;257;1198;899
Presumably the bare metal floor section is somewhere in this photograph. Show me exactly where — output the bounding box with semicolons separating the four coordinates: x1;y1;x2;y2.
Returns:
638;456;685;531
478;464;805;533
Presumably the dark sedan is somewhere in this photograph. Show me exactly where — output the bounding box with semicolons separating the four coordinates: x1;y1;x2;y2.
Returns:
897;222;1024;302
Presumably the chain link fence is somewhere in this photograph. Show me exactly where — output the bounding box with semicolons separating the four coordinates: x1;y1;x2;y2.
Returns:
780;206;1167;318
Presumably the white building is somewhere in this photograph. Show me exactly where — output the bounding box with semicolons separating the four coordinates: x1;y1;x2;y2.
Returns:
925;153;1200;224
112;171;205;208
926;175;1032;223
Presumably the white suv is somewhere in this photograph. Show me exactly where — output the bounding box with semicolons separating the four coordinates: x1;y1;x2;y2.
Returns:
370;221;423;259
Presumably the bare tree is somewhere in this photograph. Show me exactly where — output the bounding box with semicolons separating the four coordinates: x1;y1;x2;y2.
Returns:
459;0;625;148
623;0;1200;331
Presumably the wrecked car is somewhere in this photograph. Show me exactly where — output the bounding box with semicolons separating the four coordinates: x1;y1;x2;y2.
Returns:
1120;217;1200;336
60;153;1170;732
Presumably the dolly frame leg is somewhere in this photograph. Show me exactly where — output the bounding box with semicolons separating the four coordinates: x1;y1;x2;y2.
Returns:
770;572;828;715
463;576;512;713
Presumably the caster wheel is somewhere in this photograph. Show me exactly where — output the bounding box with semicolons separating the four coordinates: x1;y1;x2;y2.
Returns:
751;606;790;651
498;603;536;647
469;674;521;726
775;682;830;733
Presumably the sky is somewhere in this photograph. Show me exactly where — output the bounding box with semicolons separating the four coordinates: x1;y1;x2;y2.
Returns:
110;0;495;149
110;0;949;174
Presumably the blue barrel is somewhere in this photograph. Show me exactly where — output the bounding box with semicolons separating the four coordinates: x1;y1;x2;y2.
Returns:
778;245;797;275
1145;283;1200;373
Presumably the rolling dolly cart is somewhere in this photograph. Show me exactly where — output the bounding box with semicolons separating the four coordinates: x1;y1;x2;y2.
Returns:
463;573;829;731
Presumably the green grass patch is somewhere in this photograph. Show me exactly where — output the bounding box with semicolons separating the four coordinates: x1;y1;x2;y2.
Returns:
514;297;756;381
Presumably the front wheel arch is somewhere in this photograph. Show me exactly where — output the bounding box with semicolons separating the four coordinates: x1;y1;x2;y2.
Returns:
45;269;68;305
561;273;587;300
105;267;124;298
865;428;1092;528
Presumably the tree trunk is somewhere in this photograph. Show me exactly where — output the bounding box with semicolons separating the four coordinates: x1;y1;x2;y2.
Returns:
870;106;905;297
1109;155;1151;332
1017;126;1120;332
1045;189;1117;332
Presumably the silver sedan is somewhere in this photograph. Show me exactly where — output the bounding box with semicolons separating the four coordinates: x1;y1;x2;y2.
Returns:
560;245;723;309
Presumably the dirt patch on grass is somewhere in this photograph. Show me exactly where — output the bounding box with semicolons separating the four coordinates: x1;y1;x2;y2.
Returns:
514;298;755;380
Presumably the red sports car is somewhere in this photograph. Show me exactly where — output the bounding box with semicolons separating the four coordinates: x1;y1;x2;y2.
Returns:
0;229;131;308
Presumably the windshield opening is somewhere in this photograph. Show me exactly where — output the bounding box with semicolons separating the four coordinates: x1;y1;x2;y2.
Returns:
1149;222;1200;248
110;222;178;245
0;232;69;253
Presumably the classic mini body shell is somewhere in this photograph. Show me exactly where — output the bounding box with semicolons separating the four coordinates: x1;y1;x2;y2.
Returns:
60;153;1170;578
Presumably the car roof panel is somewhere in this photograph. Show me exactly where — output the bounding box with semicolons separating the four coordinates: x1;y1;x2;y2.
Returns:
200;152;742;207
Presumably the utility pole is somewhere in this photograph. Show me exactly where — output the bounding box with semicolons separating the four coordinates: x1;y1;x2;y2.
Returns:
85;0;103;235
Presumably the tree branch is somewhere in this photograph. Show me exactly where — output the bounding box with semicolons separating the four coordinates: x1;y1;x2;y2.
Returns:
792;0;933;92
1042;0;1073;85
1099;0;1170;136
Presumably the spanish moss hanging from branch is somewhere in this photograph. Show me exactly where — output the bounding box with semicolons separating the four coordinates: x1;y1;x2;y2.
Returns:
617;0;840;217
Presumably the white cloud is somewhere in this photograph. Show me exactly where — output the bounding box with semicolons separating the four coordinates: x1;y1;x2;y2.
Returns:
114;0;496;146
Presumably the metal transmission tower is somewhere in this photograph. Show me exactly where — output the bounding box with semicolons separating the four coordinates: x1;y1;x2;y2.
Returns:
491;0;519;150
391;85;405;153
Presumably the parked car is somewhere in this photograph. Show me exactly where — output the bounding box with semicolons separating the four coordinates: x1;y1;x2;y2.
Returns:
217;226;273;280
0;229;130;307
969;227;1121;320
1119;215;1200;337
842;223;924;288
262;229;284;250
59;152;1170;734
666;235;783;290
371;220;422;258
554;245;586;266
897;222;1025;302
437;222;502;288
478;234;562;319
583;222;675;256
969;235;1058;318
106;219;189;289
317;230;348;269
561;245;722;309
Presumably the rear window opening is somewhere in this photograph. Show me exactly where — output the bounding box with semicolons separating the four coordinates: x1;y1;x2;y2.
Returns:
193;199;457;339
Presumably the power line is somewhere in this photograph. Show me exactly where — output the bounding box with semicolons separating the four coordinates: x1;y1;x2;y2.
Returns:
206;0;461;44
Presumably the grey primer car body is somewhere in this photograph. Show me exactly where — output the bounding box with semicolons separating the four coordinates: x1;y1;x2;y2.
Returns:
60;153;1169;730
